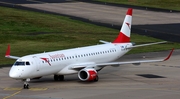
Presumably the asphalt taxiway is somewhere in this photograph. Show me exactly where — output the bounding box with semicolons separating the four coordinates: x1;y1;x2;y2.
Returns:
0;0;180;42
1;50;180;99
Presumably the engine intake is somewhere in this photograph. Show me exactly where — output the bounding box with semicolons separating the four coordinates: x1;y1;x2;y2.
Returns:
78;68;98;81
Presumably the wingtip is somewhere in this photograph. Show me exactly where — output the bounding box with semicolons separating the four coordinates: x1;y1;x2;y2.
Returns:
164;48;174;61
5;45;10;57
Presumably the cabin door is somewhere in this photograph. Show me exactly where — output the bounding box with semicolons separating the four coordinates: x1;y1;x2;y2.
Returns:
32;56;40;71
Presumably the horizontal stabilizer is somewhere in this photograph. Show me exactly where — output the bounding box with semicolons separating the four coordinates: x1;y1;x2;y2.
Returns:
128;41;167;49
99;40;110;44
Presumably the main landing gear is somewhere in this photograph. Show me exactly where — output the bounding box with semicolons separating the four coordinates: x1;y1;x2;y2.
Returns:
23;78;30;89
54;75;64;81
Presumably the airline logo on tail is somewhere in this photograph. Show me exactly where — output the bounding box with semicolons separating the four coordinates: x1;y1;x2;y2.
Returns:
113;8;132;43
126;22;131;29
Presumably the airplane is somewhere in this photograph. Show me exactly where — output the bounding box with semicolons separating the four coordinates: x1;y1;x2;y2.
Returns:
5;8;173;89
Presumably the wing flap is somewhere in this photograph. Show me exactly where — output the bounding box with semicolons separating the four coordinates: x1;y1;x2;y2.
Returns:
70;62;96;69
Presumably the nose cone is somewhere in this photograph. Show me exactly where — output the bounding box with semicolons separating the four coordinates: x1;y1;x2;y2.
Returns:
9;67;20;79
9;71;17;78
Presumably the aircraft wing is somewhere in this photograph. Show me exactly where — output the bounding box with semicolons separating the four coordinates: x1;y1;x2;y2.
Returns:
71;49;173;69
5;45;20;59
70;62;97;69
97;48;173;67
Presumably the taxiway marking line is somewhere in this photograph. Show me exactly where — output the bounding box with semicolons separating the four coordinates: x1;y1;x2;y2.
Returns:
29;87;48;91
3;87;48;91
4;87;22;91
3;91;21;99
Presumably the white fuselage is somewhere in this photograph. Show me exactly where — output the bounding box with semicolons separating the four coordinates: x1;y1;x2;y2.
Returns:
9;43;132;79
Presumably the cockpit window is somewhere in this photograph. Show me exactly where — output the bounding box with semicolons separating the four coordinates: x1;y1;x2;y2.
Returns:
14;62;25;66
26;62;30;65
14;61;31;66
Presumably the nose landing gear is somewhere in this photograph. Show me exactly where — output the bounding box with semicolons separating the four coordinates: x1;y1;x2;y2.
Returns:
23;78;30;89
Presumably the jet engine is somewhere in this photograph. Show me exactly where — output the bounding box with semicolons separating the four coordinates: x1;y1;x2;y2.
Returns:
78;68;98;81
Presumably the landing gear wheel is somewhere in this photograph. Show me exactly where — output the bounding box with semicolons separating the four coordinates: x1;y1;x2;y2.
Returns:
23;84;29;89
54;75;64;81
23;78;30;89
58;75;64;81
54;75;59;81
94;76;99;82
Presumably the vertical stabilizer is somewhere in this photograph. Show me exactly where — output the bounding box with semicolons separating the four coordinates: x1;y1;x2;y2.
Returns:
113;8;133;43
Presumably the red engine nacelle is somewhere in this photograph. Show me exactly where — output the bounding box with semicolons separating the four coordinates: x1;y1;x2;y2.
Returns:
78;68;98;81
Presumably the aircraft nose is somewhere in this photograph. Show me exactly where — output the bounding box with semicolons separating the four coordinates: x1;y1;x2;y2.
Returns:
9;71;18;78
9;68;21;79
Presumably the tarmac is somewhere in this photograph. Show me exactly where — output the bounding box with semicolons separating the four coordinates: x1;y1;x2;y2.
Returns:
0;49;180;99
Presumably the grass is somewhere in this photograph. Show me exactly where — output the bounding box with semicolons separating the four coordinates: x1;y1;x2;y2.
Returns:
94;0;180;11
0;6;180;65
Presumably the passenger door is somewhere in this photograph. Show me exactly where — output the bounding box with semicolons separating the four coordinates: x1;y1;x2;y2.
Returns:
32;56;41;71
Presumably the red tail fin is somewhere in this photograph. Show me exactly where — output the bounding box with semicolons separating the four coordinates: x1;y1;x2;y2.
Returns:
113;8;133;43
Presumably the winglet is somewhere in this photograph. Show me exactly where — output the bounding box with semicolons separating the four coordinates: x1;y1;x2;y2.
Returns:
5;45;10;57
164;48;174;61
5;45;20;59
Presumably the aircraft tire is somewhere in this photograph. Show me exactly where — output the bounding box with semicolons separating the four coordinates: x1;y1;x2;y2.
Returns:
54;75;59;81
23;84;29;89
58;75;64;81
